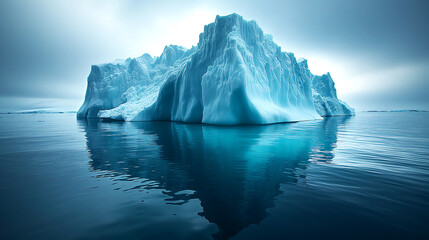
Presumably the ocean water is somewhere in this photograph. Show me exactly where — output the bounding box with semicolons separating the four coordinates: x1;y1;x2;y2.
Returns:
0;112;428;239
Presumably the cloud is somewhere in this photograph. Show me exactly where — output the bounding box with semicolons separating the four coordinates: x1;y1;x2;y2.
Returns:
343;62;429;110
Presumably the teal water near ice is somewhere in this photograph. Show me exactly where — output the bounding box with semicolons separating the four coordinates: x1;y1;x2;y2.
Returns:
0;112;428;239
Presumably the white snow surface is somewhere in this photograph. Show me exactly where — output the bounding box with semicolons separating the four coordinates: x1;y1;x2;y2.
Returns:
77;13;354;124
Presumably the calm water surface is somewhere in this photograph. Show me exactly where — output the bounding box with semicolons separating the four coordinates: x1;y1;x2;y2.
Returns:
0;112;428;239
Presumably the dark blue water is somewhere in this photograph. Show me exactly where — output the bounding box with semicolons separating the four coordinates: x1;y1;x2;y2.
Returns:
0;112;428;239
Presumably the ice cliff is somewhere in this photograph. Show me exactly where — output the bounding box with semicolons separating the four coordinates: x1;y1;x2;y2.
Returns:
311;73;355;116
77;13;354;124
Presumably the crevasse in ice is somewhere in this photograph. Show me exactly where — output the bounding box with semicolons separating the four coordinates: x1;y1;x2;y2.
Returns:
77;13;354;124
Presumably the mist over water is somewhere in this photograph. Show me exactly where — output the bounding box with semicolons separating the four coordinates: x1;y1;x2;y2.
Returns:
0;113;428;239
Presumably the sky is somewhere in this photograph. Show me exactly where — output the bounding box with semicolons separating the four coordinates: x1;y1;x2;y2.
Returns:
0;0;428;112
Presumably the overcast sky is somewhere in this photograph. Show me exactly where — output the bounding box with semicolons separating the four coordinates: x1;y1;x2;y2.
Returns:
0;0;428;111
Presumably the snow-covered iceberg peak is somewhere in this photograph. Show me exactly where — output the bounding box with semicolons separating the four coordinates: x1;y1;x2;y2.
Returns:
154;45;188;66
77;13;354;124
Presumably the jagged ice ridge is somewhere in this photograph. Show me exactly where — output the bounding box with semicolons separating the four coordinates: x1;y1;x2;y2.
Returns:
77;13;354;124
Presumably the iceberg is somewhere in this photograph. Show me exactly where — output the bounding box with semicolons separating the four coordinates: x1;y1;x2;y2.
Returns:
311;73;355;116
77;13;354;124
296;59;355;117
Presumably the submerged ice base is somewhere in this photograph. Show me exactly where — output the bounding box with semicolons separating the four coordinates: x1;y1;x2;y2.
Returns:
78;14;354;125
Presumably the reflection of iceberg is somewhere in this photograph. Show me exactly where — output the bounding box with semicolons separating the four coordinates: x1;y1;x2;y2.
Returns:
310;116;351;163
79;117;350;239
